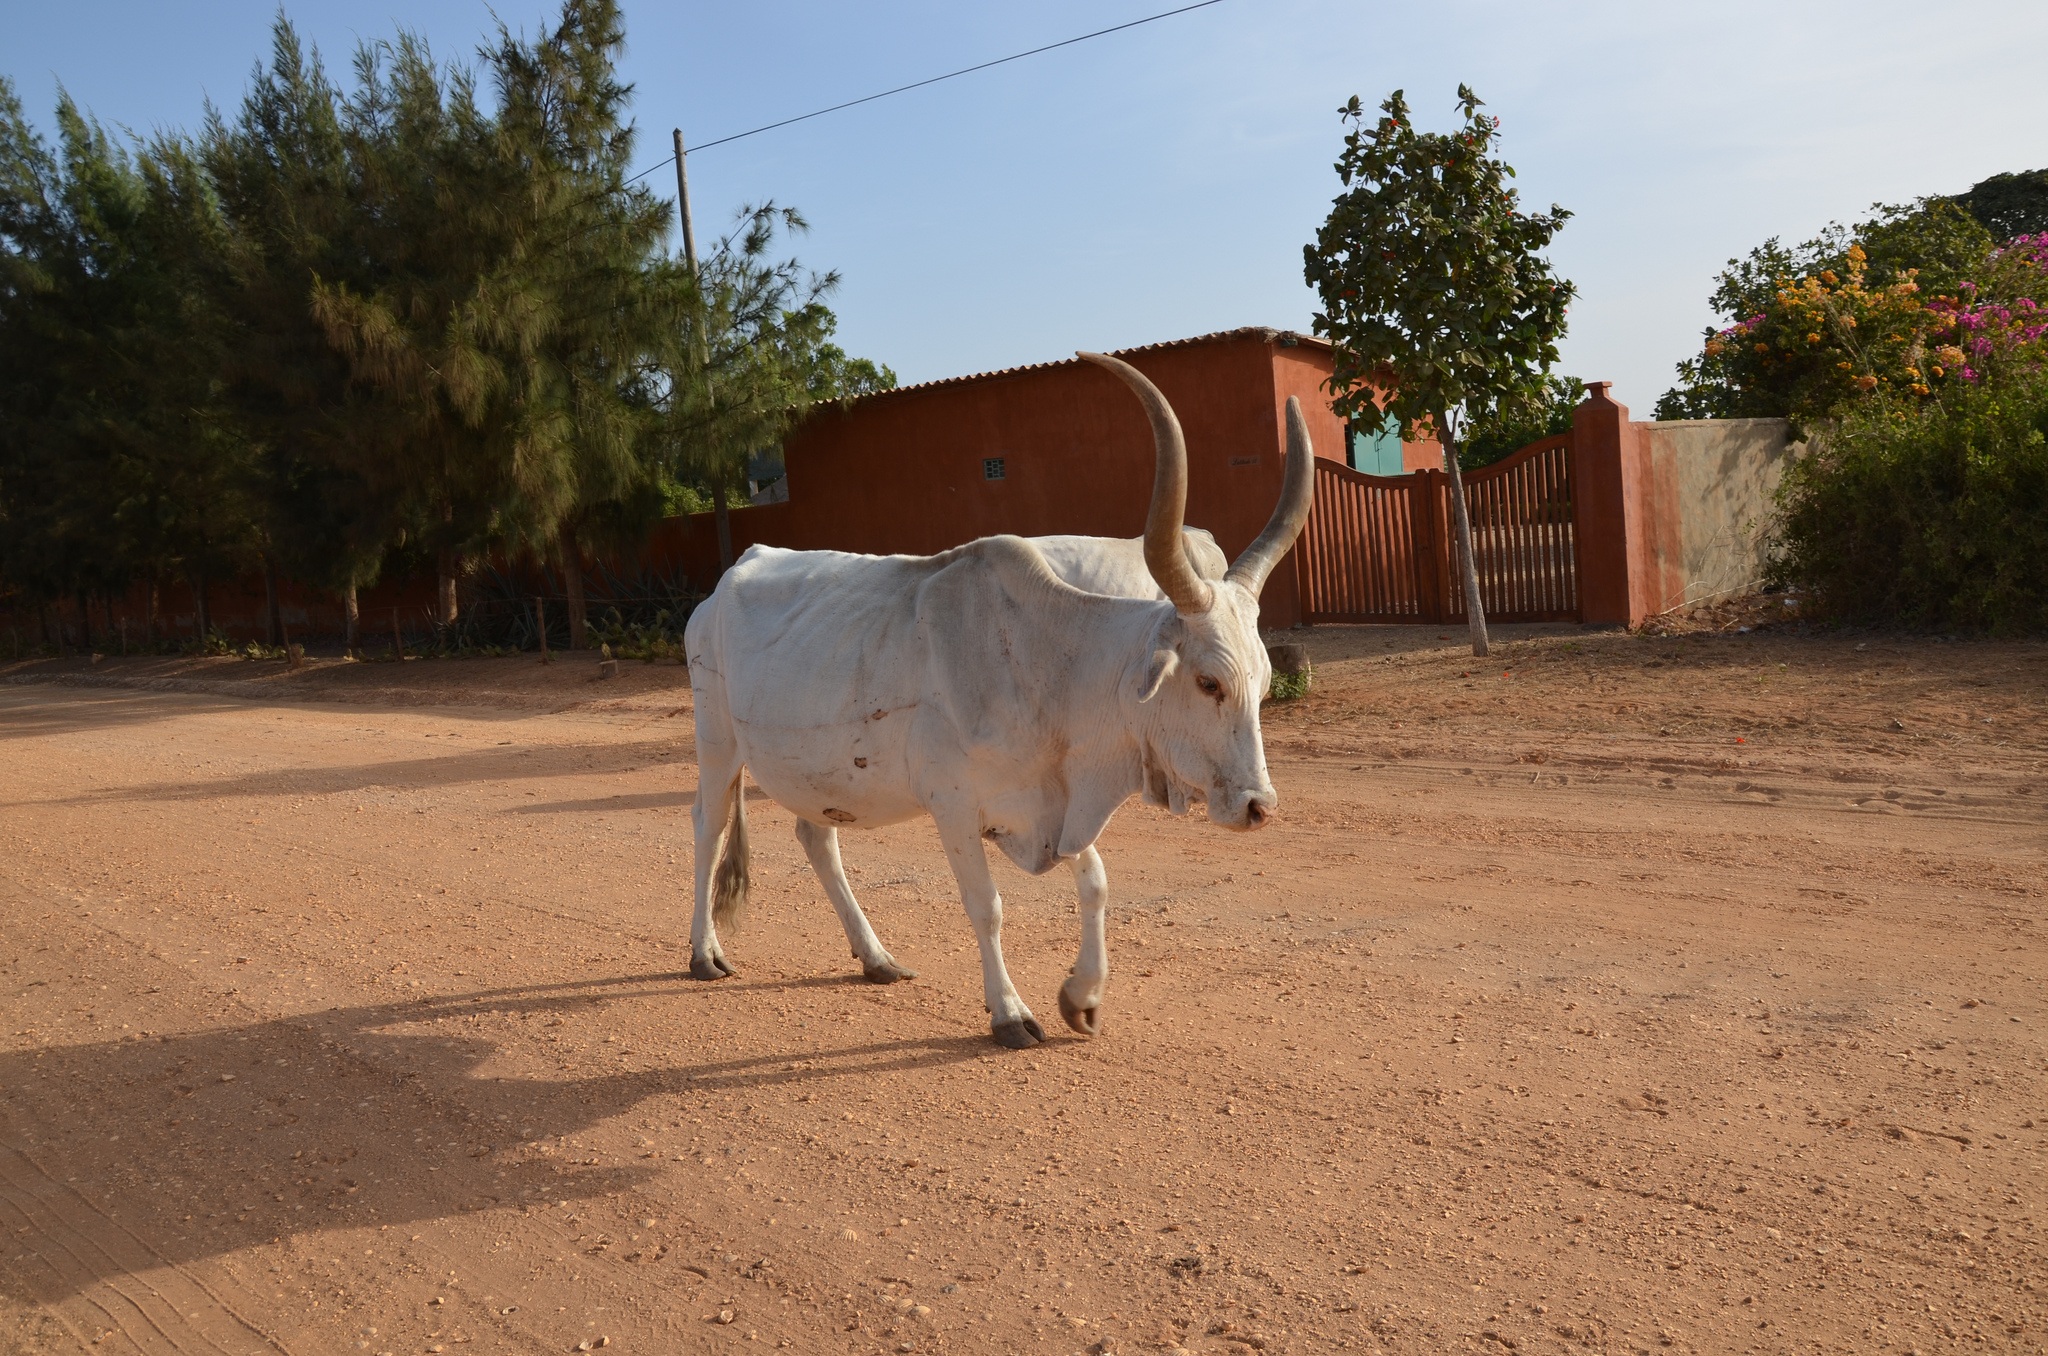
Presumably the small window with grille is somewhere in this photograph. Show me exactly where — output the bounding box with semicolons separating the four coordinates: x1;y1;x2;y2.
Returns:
983;457;1006;481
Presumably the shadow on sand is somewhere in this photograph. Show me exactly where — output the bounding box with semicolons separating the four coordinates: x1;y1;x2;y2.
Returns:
0;970;991;1306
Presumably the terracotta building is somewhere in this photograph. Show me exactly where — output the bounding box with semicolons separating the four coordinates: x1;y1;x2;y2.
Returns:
650;326;1437;628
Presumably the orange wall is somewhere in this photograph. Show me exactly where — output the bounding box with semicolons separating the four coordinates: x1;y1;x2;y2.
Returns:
3;570;444;650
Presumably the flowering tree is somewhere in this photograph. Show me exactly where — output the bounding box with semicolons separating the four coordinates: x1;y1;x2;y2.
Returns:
1304;86;1574;656
1661;231;2048;424
1926;234;2048;384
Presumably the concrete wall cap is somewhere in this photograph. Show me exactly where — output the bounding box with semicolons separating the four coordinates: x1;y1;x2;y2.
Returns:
1641;416;1796;434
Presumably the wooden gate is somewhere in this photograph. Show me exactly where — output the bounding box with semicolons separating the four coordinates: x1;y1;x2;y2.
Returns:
1298;434;1579;624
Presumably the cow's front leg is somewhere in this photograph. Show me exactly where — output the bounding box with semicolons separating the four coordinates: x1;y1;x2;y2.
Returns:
794;819;916;983
1057;845;1109;1036
933;813;1043;1048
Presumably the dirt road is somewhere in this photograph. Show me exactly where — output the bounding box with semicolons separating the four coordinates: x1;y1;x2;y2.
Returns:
1;625;2042;1355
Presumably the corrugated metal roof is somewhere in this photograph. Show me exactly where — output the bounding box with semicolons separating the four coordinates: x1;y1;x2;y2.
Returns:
846;326;1329;405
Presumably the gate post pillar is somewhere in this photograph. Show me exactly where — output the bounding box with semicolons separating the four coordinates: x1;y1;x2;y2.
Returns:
1572;383;1652;626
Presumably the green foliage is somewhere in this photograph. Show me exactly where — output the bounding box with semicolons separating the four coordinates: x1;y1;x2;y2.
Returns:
1772;371;2048;632
1857;199;1996;299
1460;374;1584;469
1953;168;2048;242
1656;199;1997;421
202;20;393;599
0;83;261;613
1303;86;1575;456
587;606;686;661
1267;669;1311;702
659;478;714;517
184;629;239;657
0;0;886;624
652;205;868;509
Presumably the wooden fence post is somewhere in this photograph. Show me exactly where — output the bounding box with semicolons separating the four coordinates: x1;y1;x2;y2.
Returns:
391;607;406;661
1411;469;1449;624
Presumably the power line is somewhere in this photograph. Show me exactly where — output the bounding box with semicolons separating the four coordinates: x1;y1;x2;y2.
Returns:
623;0;1227;186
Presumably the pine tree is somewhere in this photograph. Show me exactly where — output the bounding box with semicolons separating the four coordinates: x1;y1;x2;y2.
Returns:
205;20;398;650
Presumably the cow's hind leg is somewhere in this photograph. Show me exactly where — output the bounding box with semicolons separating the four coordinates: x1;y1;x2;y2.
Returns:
794;819;917;983
933;814;1043;1048
688;760;744;981
1057;845;1109;1036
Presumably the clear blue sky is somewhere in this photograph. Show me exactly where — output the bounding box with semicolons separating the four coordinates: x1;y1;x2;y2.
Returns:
7;0;2046;412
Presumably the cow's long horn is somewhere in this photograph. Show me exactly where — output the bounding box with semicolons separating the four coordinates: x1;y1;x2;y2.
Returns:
1077;351;1214;614
1222;395;1316;597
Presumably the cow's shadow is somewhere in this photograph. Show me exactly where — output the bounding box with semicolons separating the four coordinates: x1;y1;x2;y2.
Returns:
0;972;988;1302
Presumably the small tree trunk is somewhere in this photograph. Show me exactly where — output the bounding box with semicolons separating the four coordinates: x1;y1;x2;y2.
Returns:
76;591;93;653
1438;415;1490;658
437;547;460;630
102;592;117;646
343;582;360;654
144;574;158;646
39;603;54;654
191;570;212;641
561;529;588;650
711;481;735;574
263;555;283;647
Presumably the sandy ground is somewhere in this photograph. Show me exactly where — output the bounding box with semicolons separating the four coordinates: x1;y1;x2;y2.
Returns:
0;623;2043;1356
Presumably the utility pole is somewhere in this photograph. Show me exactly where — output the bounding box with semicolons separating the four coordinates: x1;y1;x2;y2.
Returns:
672;128;699;274
674;128;734;572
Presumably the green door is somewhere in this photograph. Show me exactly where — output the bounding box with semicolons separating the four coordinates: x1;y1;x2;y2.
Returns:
1347;412;1405;476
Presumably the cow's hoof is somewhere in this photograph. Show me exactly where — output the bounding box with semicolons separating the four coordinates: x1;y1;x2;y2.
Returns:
862;958;918;984
991;1016;1046;1049
689;953;736;981
1057;985;1100;1037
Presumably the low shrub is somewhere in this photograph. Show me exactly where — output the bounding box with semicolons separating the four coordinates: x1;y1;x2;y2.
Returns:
1268;669;1311;702
1772;371;2048;631
587;607;687;662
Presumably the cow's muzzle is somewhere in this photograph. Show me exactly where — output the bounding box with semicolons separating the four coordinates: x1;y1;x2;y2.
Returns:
1222;788;1277;831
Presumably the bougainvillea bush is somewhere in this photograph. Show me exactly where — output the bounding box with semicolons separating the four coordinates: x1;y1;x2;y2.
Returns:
1657;206;2047;426
1924;233;2048;387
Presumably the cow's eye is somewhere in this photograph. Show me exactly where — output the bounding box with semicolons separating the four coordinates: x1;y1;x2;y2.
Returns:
1196;675;1223;700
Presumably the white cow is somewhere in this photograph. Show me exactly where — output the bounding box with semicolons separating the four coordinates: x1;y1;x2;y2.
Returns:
683;352;1313;1047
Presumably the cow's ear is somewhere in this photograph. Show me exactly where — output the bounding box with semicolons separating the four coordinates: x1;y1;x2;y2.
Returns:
1138;647;1179;703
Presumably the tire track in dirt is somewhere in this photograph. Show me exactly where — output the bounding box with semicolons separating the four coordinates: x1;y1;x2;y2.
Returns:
0;1136;290;1356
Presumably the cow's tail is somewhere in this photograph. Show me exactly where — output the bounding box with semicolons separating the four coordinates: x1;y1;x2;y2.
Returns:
711;785;751;934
